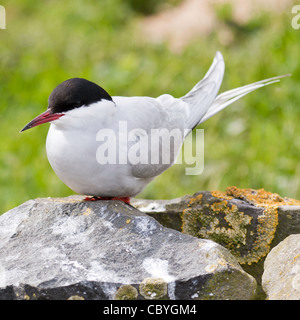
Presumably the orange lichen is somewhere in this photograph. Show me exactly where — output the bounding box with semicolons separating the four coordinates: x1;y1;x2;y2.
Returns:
293;254;300;263
225;186;300;207
211;200;228;212
188;193;203;206
211;190;233;201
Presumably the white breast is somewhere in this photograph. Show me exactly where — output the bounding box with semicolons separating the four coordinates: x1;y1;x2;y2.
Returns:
45;100;153;197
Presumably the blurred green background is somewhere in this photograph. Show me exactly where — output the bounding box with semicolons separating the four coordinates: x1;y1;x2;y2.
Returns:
0;0;299;214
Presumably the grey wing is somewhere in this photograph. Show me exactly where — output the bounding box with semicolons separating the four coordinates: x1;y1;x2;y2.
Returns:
128;52;225;179
115;96;189;179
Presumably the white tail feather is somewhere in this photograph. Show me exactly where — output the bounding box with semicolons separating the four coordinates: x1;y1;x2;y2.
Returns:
182;51;225;129
199;74;291;124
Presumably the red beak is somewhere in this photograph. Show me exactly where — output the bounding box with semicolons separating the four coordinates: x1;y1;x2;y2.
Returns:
20;110;64;132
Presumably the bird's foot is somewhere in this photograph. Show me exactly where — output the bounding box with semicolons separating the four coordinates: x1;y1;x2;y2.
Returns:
84;196;130;204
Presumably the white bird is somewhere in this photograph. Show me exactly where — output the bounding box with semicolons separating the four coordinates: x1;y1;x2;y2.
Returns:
21;52;288;204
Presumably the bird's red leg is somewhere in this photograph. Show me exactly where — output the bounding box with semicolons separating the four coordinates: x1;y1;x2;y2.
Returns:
111;197;131;204
85;196;130;204
85;196;109;201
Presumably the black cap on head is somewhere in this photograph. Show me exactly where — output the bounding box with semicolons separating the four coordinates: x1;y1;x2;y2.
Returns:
48;78;113;113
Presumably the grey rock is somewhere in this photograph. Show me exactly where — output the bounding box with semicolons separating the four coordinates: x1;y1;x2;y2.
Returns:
0;196;256;300
273;206;300;245
262;234;300;300
132;195;191;231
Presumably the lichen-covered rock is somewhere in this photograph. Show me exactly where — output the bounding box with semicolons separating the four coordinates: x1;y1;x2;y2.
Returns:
0;196;256;300
139;278;168;300
133;187;300;299
182;187;300;266
114;285;138;300
262;234;300;300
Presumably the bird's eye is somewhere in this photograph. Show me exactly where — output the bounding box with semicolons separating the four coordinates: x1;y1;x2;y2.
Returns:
73;102;83;108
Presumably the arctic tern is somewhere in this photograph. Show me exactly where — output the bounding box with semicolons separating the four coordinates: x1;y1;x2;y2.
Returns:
21;52;288;204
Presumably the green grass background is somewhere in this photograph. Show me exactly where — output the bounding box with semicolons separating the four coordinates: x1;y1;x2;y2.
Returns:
0;0;299;214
